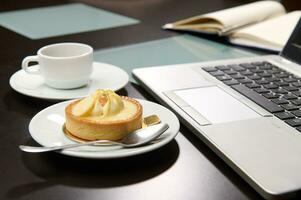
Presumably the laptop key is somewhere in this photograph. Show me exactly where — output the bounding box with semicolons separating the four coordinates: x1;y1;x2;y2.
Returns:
255;79;269;84
248;74;261;80
223;70;237;75
222;79;240;86
292;75;301;80
274;112;295;120
254;87;270;93
265;77;281;82
283;77;297;83
291;110;301;117
266;69;281;74
262;61;275;66
292;82;301;87
262;93;280;99
258;65;273;70
275;81;289;86
263;84;278;89
285;118;301;127
271;88;288;94
203;66;217;72
275;73;289;78
292;99;301;106
282;86;298;91
231;84;284;113
281;104;299;111
282;94;298;100
245;83;260;88
216;75;232;81
292;90;301;97
230;74;245;79
238;78;253;84
271;98;289;105
250;69;264;73
209;70;224;76
239;63;256;69
259;73;272;78
240;70;253;76
216;65;230;71
229;65;245;71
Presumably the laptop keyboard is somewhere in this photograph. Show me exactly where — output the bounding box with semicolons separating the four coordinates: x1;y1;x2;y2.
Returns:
203;61;301;132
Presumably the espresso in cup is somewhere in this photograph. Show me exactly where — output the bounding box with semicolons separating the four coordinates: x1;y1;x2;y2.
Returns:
22;43;93;89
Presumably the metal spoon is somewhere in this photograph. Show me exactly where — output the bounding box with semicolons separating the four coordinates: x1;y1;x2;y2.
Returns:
19;123;169;153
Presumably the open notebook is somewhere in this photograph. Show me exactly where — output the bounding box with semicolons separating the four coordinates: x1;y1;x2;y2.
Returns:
163;1;301;52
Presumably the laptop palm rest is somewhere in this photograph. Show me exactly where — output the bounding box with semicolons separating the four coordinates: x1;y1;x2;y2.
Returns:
166;86;261;125
165;86;301;197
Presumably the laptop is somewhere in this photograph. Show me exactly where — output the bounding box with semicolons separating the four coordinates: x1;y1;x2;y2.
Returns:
132;19;301;199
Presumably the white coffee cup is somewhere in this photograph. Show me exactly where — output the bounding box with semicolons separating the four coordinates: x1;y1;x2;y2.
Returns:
22;43;93;89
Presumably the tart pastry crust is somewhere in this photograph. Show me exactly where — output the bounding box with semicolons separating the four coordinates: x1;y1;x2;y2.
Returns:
65;96;142;141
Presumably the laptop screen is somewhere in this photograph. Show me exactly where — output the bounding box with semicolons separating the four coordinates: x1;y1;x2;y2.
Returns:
281;17;301;64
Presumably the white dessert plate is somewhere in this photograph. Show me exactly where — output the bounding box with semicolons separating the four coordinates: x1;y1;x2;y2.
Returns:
9;62;129;100
28;99;180;159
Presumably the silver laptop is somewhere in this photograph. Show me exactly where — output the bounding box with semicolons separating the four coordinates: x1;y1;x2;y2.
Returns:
133;19;301;199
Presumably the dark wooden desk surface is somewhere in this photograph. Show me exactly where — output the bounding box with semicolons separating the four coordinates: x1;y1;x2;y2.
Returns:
0;1;300;199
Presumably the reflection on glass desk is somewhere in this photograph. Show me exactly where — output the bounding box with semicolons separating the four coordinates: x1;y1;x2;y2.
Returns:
0;3;139;39
94;34;256;77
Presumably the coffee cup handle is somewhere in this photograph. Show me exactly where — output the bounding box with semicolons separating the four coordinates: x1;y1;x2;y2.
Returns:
22;56;40;75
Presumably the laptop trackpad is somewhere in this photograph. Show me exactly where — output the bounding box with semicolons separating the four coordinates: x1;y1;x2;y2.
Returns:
173;86;260;124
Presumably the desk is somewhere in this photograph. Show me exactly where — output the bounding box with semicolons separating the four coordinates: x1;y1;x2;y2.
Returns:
0;1;297;199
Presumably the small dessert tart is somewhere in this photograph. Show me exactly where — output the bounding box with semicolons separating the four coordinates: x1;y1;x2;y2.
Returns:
65;90;142;141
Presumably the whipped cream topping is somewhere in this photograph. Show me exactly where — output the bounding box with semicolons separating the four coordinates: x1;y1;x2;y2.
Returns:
72;90;124;118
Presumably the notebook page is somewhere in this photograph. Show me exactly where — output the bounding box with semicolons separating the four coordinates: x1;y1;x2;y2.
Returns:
204;1;285;32
231;11;301;50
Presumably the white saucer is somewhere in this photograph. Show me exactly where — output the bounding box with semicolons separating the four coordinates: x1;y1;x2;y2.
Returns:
9;62;129;100
28;99;180;159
